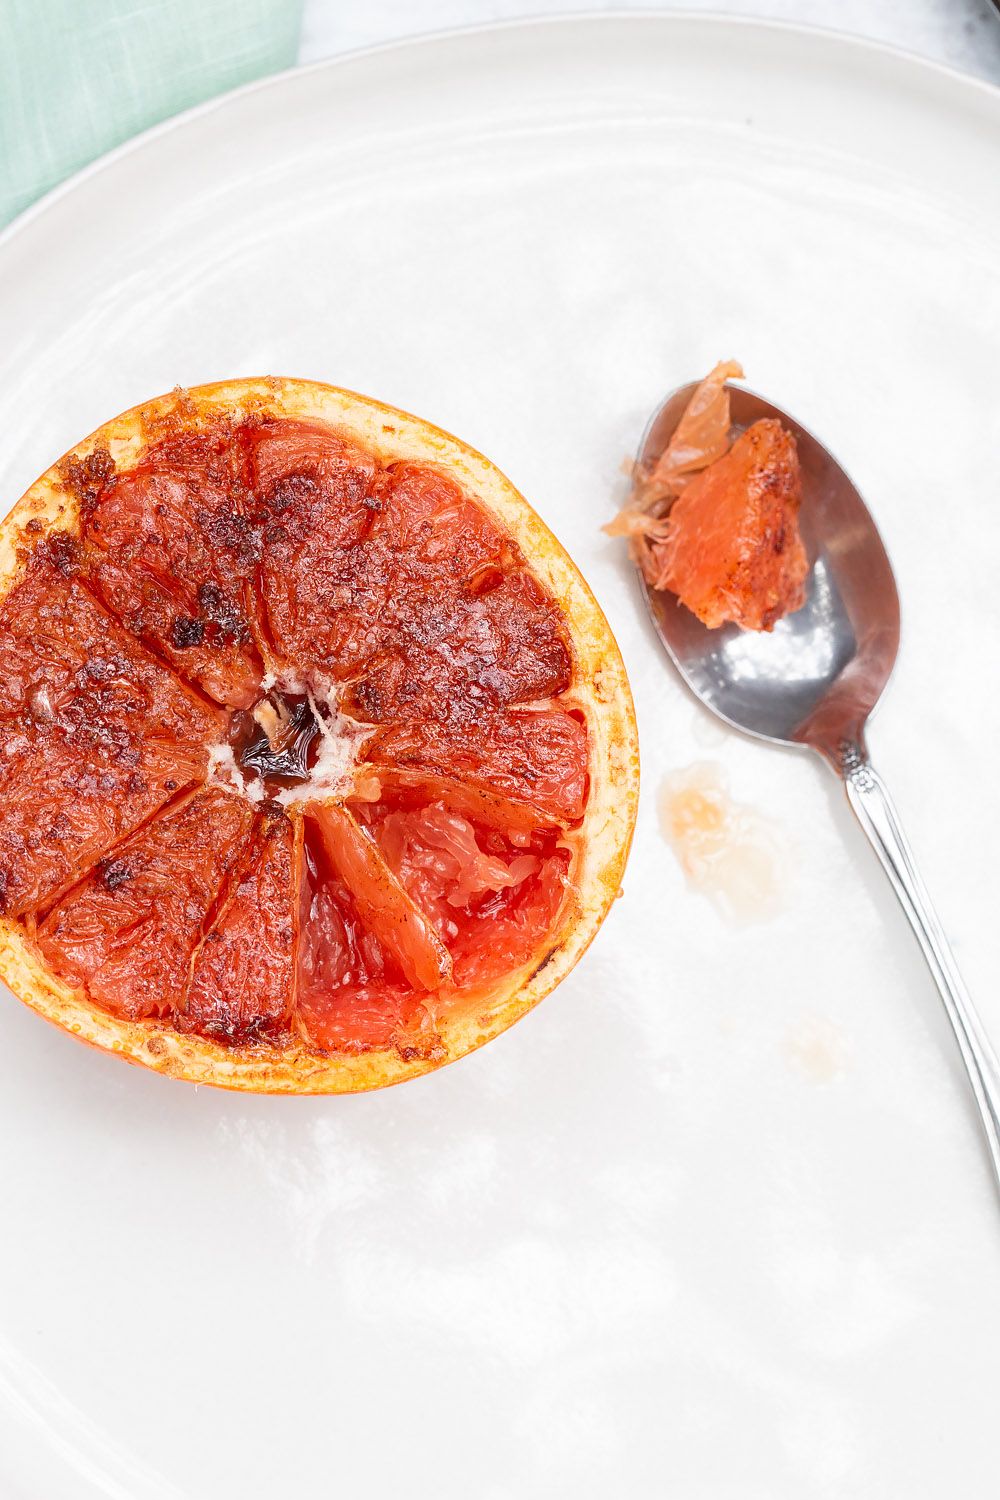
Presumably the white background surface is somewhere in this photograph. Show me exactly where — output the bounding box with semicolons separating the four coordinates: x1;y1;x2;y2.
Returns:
300;0;1000;83
2;13;1000;1500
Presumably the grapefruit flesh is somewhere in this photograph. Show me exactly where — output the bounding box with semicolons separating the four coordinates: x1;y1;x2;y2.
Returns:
182;803;301;1045
36;785;253;1021
651;418;809;631
607;366;809;633
254;430;571;721
71;430;265;709
0;380;638;1093
308;799;453;993
358;792;570;991
0;553;222;918
363;708;589;824
295;819;440;1058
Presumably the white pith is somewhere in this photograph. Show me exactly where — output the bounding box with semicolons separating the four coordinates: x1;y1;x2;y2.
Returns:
206;671;375;810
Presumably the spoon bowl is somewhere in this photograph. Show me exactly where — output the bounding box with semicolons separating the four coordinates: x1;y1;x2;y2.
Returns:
639;382;899;764
635;378;1000;1195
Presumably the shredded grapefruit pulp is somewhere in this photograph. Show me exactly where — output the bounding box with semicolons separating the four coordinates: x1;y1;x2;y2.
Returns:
607;362;809;631
4;417;590;1058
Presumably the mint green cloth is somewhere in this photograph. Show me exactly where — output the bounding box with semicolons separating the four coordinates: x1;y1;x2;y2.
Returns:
2;0;304;228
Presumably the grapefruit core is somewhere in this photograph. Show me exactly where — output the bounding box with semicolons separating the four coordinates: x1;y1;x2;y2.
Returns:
0;380;639;1094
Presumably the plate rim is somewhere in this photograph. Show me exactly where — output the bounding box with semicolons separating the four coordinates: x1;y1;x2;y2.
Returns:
3;9;1000;262
2;10;1000;1496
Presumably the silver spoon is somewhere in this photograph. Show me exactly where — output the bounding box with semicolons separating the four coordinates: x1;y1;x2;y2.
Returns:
636;379;1000;1192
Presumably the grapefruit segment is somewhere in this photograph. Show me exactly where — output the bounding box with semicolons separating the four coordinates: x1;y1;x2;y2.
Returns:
365;801;541;915
352;792;570;993
70;431;264;708
181;803;301;1045
253;421;385;675
364;707;588;824
435;568;571;709
447;847;570;991
370;461;509;572
339;560;573;722
296;822;441;1058
0;557;223;917
364;462;572;710
367;765;563;835
254;420;571;721
251;421;380;545
651;418;808;631
307;800;452;993
36;786;254;1021
297;975;438;1058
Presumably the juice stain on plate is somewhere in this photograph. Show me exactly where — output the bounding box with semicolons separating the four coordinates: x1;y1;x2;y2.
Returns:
783;1014;848;1083
658;760;789;924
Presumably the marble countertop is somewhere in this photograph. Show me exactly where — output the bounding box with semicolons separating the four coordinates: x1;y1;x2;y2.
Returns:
300;0;1000;84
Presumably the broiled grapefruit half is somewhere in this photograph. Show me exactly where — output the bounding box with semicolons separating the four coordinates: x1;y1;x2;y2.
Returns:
0;379;638;1093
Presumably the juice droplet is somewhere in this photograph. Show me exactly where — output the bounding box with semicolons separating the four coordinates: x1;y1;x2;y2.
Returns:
658;760;789;924
783;1015;848;1083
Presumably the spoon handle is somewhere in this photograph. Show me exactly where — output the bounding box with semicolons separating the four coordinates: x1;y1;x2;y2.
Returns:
841;747;1000;1189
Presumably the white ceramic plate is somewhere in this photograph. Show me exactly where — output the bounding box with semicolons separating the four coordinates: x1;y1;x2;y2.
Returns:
1;17;999;1498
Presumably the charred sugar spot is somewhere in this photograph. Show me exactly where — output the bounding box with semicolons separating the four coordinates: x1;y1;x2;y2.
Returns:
528;945;561;983
57;445;116;509
40;531;79;577
196;582;249;643
98;857;132;892
196;507;258;565
145;1033;167;1056
268;471;317;513
79;655;123;684
24;518;43;535
169;616;205;649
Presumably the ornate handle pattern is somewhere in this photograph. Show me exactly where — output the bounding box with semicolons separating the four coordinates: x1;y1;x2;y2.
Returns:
840;742;1000;1191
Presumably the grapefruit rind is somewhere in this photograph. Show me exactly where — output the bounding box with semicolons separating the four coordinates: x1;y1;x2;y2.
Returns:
0;379;639;1093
